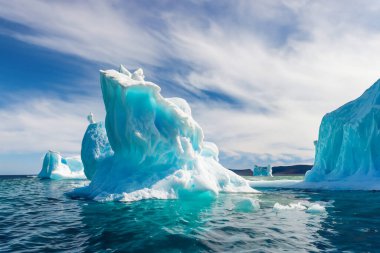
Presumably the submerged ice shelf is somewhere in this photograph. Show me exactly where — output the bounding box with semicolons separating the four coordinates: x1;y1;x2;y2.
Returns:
70;66;256;201
38;151;86;180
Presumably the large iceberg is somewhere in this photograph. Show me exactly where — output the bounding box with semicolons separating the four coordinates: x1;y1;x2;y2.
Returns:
305;79;380;183
250;79;380;190
71;66;256;201
38;151;86;180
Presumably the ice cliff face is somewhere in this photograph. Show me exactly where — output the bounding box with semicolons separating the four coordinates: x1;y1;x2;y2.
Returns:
305;80;380;182
72;66;255;201
38;151;86;180
81;121;113;180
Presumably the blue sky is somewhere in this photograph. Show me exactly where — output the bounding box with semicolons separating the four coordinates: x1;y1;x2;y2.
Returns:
1;1;380;174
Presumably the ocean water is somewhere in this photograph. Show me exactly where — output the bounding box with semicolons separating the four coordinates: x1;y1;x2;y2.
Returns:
1;176;380;252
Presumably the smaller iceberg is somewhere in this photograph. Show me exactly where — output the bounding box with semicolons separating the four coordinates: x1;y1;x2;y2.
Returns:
252;164;272;177
38;151;86;180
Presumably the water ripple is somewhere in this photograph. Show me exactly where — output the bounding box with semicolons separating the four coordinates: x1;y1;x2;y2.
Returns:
1;176;380;252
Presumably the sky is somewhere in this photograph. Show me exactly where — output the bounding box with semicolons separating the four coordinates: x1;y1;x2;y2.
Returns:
1;0;380;174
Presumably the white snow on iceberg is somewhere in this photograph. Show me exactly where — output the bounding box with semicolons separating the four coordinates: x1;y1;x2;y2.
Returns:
70;66;256;201
234;198;260;212
38;151;86;180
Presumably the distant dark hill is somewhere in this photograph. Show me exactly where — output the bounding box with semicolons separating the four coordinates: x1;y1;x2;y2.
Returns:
230;164;313;176
272;165;312;175
229;169;252;176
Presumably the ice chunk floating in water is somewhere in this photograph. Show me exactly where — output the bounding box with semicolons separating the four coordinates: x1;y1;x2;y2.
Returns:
252;164;273;177
38;151;86;180
71;65;256;201
306;204;326;214
273;202;326;215
234;198;260;212
305;79;380;184
273;202;307;211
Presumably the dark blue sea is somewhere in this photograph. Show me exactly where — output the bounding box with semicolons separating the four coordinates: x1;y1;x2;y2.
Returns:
1;175;380;252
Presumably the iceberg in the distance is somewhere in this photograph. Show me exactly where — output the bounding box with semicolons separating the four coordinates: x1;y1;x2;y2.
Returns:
38;151;86;180
252;165;273;177
71;65;255;201
305;79;380;184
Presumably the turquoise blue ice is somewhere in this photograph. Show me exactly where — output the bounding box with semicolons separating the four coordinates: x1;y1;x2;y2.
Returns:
306;79;380;184
252;165;273;177
81;121;113;180
38;151;86;180
70;66;255;201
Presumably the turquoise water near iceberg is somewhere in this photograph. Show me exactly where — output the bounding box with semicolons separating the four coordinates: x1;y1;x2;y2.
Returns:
1;176;380;252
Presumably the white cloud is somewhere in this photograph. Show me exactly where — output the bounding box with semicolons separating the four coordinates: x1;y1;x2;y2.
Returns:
164;1;380;165
0;0;168;67
1;0;380;169
0;94;105;154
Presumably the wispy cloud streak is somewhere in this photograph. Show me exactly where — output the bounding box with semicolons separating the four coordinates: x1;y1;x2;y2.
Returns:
1;0;380;170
